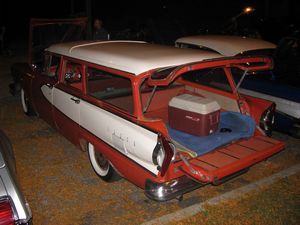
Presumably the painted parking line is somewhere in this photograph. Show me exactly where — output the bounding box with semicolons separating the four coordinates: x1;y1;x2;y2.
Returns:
142;163;300;225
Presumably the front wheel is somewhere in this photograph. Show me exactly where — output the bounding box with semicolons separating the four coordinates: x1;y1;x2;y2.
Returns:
20;88;36;116
88;143;121;182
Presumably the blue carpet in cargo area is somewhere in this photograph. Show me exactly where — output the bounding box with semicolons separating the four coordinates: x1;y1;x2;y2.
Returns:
167;112;256;156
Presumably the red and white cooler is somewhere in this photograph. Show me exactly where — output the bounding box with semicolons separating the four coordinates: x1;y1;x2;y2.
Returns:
168;94;221;136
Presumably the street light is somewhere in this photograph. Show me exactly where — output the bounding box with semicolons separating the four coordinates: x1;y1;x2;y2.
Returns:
232;6;255;21
243;6;255;14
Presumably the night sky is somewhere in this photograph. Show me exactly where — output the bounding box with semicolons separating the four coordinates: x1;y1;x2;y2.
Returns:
1;0;300;43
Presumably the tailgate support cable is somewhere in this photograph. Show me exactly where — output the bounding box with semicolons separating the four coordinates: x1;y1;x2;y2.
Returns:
143;85;157;113
234;69;248;93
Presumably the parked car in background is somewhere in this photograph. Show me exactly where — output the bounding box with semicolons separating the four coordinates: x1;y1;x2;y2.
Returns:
0;130;32;224
19;40;284;201
176;35;300;138
176;35;276;56
273;35;300;86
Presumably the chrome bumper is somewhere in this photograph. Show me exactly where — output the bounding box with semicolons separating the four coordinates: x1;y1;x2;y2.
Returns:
144;176;204;201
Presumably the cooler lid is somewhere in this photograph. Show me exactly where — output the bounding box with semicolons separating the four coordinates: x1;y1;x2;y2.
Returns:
169;94;220;115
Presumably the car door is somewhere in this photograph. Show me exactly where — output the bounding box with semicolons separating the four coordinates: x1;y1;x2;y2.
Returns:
31;53;60;127
80;66;160;174
52;59;84;146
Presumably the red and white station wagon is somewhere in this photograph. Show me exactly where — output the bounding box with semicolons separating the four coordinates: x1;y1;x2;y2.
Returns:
20;40;284;201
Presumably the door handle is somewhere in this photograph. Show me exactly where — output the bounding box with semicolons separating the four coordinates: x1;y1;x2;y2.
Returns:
70;97;80;104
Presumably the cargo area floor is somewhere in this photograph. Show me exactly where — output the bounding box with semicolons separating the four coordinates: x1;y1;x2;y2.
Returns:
187;135;284;179
167;112;256;156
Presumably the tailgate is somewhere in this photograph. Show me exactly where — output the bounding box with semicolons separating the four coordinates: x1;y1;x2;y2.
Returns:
180;135;285;183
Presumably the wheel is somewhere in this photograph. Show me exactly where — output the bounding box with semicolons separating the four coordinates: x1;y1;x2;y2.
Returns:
0;130;16;173
87;143;121;182
20;88;36;116
290;124;300;139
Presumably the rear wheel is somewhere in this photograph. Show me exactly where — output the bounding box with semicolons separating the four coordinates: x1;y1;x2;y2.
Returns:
20;88;36;116
290;124;300;139
87;142;121;182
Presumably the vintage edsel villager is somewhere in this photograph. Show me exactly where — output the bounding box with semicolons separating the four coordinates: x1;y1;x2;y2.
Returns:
20;41;284;201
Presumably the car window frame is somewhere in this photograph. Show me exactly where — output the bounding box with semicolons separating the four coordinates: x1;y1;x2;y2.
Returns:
59;56;86;95
41;52;62;81
81;61;137;118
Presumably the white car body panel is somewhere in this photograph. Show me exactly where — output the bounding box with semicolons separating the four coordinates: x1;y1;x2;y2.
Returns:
43;86;159;174
80;100;159;174
239;88;300;118
41;84;53;103
52;87;80;123
176;35;276;56
46;41;222;75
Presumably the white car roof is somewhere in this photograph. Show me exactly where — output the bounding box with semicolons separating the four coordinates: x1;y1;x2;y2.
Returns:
176;35;276;56
46;41;222;75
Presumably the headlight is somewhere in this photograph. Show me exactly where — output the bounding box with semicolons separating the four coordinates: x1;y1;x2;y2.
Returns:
260;103;275;136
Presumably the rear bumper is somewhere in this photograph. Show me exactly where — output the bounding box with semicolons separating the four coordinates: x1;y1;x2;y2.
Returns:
144;176;204;202
19;218;33;225
144;168;250;201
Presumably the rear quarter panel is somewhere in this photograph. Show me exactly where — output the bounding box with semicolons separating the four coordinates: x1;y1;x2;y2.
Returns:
242;94;273;123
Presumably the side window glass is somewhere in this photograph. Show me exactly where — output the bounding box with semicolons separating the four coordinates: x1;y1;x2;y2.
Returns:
86;67;134;113
43;55;60;80
63;61;83;91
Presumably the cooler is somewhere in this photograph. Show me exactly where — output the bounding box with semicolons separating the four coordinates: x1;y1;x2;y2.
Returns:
168;94;221;136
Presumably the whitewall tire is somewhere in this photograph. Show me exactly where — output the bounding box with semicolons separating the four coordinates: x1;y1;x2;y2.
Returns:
88;143;120;182
20;88;35;116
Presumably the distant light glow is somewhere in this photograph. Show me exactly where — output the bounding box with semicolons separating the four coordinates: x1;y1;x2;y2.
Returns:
243;6;255;14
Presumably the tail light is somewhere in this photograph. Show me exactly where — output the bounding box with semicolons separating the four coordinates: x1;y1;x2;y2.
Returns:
260;103;275;136
0;199;15;225
152;134;174;176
